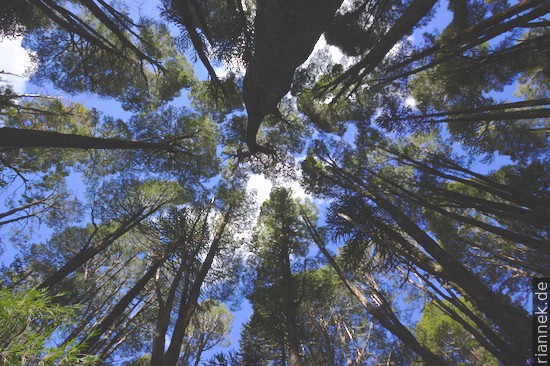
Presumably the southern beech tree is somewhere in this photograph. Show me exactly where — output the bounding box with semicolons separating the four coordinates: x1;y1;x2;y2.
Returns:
1;0;547;365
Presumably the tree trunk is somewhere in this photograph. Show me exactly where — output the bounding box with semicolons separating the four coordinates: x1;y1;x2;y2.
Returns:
80;259;164;354
395;98;550;122
280;242;304;366
373;0;550;87
38;208;155;291
0;127;178;150
150;262;187;366
302;213;449;366
243;0;343;153
382;0;546;74
320;154;531;356
335;319;353;366
162;207;234;366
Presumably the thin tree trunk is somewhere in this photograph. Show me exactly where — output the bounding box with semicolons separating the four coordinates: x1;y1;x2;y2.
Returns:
326;0;438;97
335;319;353;366
99;294;154;360
38;208;156;291
61;282;124;347
371;191;530;352
318;152;533;354
162;207;234;366
402;267;519;366
362;162;549;252
379;145;550;213
192;334;207;366
80;259;164;354
280;241;304;366
381;0;545;75
301;212;449;366
370;0;550;88
150;262;187;365
393;98;550;121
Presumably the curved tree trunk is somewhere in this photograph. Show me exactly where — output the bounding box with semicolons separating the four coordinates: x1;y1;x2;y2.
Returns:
243;0;343;153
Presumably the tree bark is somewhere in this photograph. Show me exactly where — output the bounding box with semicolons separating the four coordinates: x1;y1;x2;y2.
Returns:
150;262;186;366
326;0;438;96
38;208;155;291
349;180;530;360
382;0;546;75
243;0;343;153
162;206;234;366
302;213;449;366
80;260;164;354
280;241;304;366
0;127;177;150
371;0;550;88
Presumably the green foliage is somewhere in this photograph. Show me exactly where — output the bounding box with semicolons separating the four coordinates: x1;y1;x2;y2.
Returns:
0;0;49;39
191;75;244;124
25;14;195;112
0;288;98;365
415;300;499;366
179;300;234;365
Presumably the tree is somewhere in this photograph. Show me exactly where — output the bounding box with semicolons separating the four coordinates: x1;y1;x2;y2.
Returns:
245;187;313;366
300;134;533;364
149;184;249;366
415;299;499;365
301;212;449;365
1;0;545;364
241;0;344;154
0;287;98;365
179;300;234;366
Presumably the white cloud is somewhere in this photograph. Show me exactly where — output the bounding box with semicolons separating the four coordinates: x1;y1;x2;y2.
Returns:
405;96;418;110
246;172;313;205
338;0;357;14
287;180;310;200
213;64;230;79
247;174;273;206
213;57;246;80
0;37;34;94
307;34;345;66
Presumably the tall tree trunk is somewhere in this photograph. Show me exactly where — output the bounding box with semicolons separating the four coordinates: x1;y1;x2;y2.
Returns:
38;208;156;291
150;262;187;366
369;218;523;366
0;128;183;151
302;213;449;366
321;155;530;356
61;282;124;348
373;193;530;357
396;98;550;121
280;242;304;366
327;0;438;96
365;164;549;253
80;259;164;354
335;319;353;366
162;207;234;366
99;294;154;360
381;0;546;75
243;0;344;153
372;0;550;87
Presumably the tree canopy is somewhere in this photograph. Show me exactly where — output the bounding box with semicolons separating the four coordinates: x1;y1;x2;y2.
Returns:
1;0;547;365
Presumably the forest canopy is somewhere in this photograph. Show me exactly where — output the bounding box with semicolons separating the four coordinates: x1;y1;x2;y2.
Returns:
0;0;548;365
